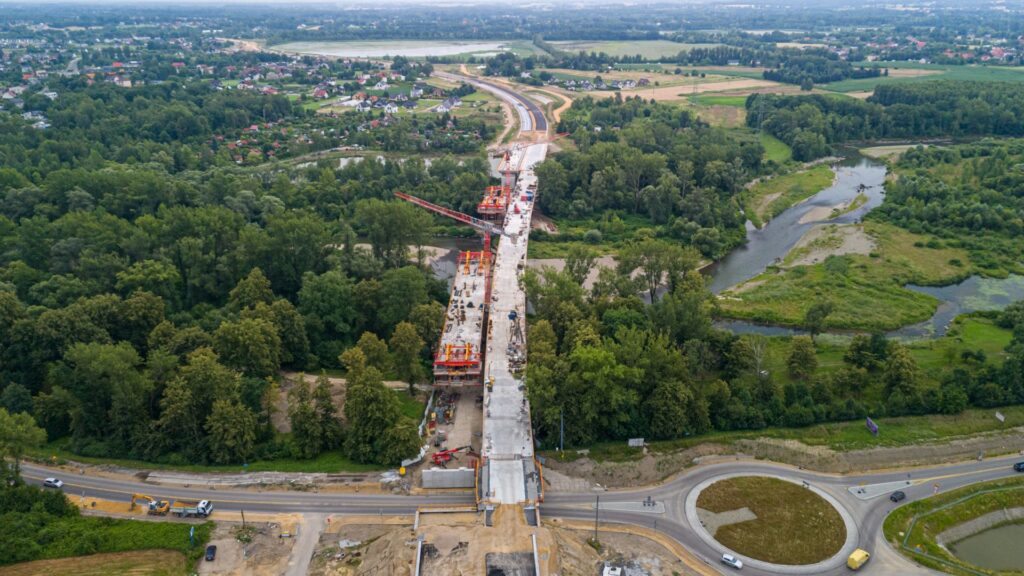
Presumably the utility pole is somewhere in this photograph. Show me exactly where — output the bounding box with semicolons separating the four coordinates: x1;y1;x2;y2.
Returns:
559;408;564;454
593;495;600;542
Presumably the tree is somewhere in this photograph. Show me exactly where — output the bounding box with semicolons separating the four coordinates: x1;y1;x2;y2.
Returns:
214;318;282;378
205;399;257;464
408;302;445;355
356;332;391;374
803;300;834;339
644;379;707;440
229;267;274;310
344;366;403;464
313;372;343;450
564;245;598;286
353;200;430;269
390;322;425;387
0;407;46;480
378;266;430;330
884;344;919;399
288;377;322;458
243;300;309;368
787;336;818;380
0;384;33;415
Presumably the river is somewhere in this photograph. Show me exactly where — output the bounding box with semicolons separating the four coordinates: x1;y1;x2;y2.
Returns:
707;152;1024;339
707;154;888;293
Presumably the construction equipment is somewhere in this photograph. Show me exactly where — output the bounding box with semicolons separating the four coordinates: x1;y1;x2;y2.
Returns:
432;445;474;468
170;499;214;518
130;493;169;515
394;191;509;258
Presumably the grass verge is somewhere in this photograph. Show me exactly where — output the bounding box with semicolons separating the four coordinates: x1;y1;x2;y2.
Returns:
697;476;845;564
883;476;1024;576
29;440;384;474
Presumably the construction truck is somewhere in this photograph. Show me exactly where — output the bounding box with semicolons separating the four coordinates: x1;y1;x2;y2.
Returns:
170;499;214;518
130;493;169;515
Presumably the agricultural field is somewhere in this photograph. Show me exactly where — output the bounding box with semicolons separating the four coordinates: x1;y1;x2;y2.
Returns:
822;63;1024;93
549;39;721;59
270;40;542;59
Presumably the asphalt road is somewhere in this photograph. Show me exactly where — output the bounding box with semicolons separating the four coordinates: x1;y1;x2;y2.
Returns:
436;71;548;133
22;455;1024;575
545;455;1024;576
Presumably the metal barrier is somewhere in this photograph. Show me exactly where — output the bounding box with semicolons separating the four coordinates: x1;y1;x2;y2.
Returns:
897;484;1024;576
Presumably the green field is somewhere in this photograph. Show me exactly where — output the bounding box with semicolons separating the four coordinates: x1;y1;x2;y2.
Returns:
741;164;833;228
695;94;748;107
823;63;1024;93
550;40;721;59
883;476;1024;576
718;222;980;331
697;476;845;565
760;133;792;164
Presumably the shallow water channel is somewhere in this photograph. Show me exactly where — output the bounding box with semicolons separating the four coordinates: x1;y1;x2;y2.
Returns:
707;154;888;294
707;152;1024;339
949;523;1024;571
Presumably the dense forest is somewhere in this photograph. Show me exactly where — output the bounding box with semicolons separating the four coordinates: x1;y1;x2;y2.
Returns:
748;82;1024;160
869;140;1024;276
762;53;882;86
0;76;502;465
525;244;1024;447
537;96;763;259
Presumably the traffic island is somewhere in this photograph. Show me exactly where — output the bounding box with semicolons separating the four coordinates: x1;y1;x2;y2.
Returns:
685;473;858;573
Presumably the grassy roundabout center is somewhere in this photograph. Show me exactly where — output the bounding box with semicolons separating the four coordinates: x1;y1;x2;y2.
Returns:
696;476;846;565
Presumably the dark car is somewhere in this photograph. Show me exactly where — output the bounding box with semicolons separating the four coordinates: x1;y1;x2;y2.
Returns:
205;545;217;561
890;491;906;503
1014;462;1024;472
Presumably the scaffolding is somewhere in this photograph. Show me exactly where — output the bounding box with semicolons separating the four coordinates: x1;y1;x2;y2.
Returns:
433;250;488;386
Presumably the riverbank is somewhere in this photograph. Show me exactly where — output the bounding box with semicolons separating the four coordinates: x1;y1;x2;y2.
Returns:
741;163;836;229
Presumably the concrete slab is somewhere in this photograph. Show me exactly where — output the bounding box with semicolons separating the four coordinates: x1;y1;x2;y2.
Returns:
847;480;913;500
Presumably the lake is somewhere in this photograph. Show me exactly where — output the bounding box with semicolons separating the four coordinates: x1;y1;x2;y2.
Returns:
273;40;509;58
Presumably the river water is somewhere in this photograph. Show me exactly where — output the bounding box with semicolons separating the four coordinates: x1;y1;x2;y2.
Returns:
706;152;1024;339
707;155;888;293
949;523;1024;571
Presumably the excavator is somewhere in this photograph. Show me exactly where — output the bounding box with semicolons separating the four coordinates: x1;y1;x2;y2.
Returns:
130;493;170;515
431;445;475;468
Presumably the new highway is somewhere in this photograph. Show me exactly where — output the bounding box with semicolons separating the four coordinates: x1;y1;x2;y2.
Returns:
435;71;548;133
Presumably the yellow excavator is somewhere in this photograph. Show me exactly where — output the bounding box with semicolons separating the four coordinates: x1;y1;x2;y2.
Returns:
130;493;170;515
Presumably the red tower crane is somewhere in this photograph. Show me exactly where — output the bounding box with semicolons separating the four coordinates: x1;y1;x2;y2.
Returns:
393;191;509;258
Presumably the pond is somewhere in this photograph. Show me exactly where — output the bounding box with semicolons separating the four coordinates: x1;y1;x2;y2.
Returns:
949;523;1024;571
707;154;888;294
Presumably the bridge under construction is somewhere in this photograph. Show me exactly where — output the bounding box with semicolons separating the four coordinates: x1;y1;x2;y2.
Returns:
397;140;547;507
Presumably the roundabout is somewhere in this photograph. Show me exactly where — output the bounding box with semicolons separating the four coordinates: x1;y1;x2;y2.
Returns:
685;473;860;573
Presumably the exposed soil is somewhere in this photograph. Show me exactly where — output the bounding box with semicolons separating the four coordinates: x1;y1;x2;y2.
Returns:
198;521;295;576
784;224;875;267
545;426;1024;488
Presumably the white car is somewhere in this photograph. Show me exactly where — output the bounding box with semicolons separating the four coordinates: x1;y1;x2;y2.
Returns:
721;553;743;569
42;477;64;489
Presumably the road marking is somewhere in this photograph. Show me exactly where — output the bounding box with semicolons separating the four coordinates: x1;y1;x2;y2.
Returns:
910;465;1010;485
